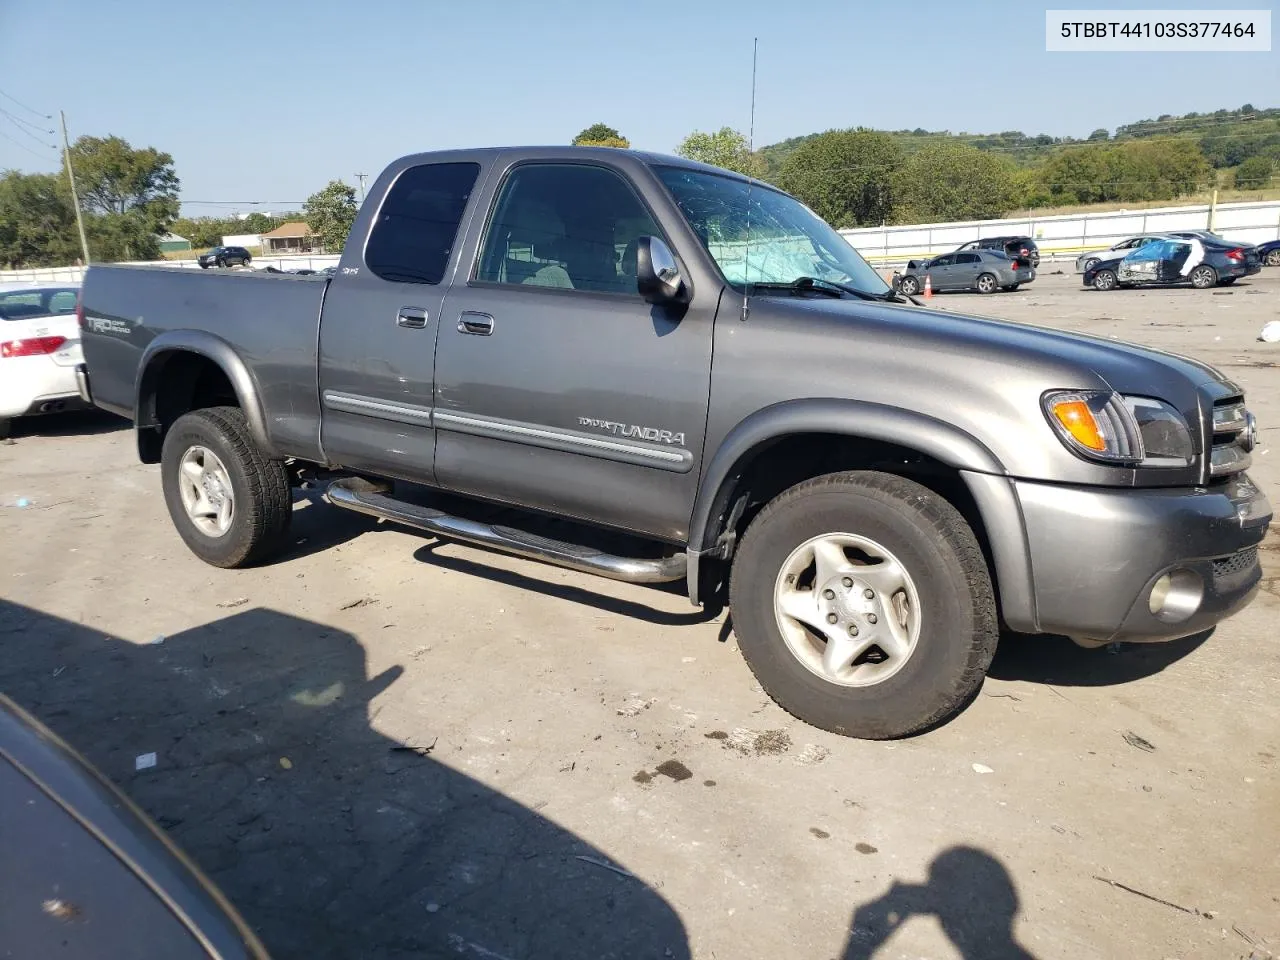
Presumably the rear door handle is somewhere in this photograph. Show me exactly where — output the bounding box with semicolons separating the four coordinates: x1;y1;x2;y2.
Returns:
458;311;494;336
397;306;428;328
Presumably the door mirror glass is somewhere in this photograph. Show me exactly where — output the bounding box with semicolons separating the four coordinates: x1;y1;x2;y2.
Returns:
636;236;686;304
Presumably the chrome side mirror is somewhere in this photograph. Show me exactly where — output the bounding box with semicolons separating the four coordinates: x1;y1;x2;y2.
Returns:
636;236;687;305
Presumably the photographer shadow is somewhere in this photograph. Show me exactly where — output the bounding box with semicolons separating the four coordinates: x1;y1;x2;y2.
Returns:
841;846;1034;959
0;599;689;960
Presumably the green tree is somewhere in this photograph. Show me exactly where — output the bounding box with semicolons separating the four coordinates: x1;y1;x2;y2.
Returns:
1234;154;1275;188
894;143;1020;222
1088;128;1109;141
0;171;81;268
304;180;358;252
65;135;180;260
170;216;235;249
572;123;630;148
775;129;903;227
675;127;763;176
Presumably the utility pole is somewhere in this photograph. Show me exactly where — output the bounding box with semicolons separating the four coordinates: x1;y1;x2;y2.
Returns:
60;110;91;265
354;172;368;204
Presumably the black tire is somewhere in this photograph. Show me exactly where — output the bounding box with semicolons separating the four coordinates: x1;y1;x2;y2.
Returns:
199;262;209;269
1001;284;1020;292
729;471;998;739
899;275;920;296
1190;264;1217;289
0;418;10;440
1092;269;1117;291
1219;277;1237;285
976;272;997;294
160;406;291;568
1266;250;1280;267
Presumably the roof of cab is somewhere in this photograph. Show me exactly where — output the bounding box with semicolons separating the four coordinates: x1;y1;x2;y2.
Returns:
391;145;770;188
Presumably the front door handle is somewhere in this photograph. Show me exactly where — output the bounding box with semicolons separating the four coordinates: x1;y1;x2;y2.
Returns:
458;311;494;336
397;306;428;329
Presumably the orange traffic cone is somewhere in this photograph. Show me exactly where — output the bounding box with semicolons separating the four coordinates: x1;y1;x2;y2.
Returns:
924;274;933;299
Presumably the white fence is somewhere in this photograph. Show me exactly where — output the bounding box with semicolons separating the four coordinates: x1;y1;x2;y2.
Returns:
0;253;341;285
6;198;1280;283
839;199;1280;265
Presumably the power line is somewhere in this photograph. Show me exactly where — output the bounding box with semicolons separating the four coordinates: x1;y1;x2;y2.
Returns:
0;112;58;150
0;105;55;136
0;127;55;161
0;88;52;119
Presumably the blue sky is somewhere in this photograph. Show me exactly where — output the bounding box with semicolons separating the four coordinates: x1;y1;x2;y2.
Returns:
1;0;1276;216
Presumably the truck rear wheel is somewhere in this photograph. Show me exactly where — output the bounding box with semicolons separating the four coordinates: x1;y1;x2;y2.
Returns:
160;406;291;568
729;471;997;739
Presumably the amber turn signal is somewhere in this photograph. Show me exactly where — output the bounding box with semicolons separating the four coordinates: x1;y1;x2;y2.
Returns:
1049;399;1107;451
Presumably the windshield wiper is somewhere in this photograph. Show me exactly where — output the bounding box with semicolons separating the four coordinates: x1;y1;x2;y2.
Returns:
749;276;912;304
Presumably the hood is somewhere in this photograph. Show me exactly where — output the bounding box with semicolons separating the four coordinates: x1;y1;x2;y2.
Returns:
721;293;1238;486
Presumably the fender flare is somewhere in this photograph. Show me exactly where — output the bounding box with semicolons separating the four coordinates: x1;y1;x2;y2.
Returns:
688;398;1005;555
684;399;1019;608
135;330;274;457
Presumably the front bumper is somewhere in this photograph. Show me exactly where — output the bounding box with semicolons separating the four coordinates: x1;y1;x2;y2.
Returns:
1015;474;1271;643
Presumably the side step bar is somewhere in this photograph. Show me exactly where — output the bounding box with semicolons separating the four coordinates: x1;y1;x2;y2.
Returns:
325;477;687;585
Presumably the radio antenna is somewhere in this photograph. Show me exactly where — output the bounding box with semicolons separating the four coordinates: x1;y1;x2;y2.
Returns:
741;36;757;322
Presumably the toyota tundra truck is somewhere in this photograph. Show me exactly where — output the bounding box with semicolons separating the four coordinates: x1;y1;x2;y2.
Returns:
77;146;1271;739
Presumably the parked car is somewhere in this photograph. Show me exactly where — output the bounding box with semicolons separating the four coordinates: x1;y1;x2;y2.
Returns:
1255;238;1280;267
1;694;269;958
197;246;253;269
78;146;1270;740
1084;237;1262;290
0;282;87;439
1075;235;1169;273
898;250;1033;295
956;235;1040;267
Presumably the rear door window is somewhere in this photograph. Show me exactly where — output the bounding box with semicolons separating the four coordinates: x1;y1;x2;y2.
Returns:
365;162;481;284
956;253;980;264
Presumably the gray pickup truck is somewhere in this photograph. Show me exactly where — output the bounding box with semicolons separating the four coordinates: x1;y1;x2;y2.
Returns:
78;146;1271;739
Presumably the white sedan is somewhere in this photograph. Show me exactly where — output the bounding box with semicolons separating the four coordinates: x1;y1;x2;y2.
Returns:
0;281;86;438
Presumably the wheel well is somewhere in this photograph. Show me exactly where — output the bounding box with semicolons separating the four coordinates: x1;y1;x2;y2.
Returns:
137;352;240;462
697;433;998;608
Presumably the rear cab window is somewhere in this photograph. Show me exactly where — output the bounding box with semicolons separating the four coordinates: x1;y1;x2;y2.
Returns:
365;162;481;284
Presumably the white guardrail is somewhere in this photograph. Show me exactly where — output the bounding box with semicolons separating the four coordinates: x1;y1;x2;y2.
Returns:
3;198;1279;282
839;199;1280;266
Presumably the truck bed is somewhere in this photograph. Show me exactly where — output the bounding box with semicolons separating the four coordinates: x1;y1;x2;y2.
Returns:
80;265;329;462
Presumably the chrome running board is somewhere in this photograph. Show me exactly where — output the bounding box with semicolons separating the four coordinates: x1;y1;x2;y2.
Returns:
325;477;686;584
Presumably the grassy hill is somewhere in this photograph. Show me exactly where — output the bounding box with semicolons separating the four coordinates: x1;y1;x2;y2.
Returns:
757;104;1280;177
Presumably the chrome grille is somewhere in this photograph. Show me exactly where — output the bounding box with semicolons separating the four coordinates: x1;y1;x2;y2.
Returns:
1210;396;1253;477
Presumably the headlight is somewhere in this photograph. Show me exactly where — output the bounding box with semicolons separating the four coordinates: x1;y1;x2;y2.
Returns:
1042;390;1193;467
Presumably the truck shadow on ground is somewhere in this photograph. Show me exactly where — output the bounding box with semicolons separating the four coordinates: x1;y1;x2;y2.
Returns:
840;845;1035;959
988;629;1213;687
412;540;716;627
0;600;691;960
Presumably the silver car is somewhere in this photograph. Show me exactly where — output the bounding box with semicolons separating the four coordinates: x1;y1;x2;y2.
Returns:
898;249;1033;295
1075;235;1168;273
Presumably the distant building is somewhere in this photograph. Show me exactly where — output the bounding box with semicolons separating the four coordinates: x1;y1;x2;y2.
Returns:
157;233;192;253
260;221;317;254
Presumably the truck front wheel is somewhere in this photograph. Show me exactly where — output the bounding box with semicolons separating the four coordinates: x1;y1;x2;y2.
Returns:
729;471;997;739
160;406;291;568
